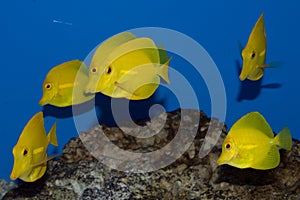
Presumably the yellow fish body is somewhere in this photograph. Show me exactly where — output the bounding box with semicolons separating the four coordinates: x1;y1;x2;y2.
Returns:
217;112;292;170
39;60;94;107
85;31;137;95
240;13;267;81
85;32;170;100
10;112;58;182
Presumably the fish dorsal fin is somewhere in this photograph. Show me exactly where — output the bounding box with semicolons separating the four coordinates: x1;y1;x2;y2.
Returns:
18;112;46;144
91;32;137;69
106;37;158;66
47;122;58;146
248;13;266;51
23;112;44;133
231;112;274;137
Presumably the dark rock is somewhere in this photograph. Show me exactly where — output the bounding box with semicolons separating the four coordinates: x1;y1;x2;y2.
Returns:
0;179;16;199
3;109;300;199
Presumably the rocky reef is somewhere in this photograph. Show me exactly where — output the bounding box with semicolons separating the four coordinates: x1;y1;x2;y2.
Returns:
3;109;300;199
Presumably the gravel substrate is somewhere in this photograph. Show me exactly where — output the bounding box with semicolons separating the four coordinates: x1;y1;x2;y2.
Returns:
3;109;300;199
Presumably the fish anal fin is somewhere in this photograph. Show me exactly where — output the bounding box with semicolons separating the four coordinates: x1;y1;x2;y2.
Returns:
231;112;274;137
133;83;159;99
23;164;47;182
251;145;280;170
32;165;47;182
115;80;159;100
248;68;264;81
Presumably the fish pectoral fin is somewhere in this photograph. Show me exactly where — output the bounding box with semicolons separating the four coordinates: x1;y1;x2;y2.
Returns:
260;61;281;68
115;81;139;96
229;152;253;169
31;154;58;168
259;64;271;69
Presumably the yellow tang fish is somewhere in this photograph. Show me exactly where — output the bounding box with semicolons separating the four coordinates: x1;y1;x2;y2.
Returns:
39;60;95;107
85;32;170;100
217;112;292;170
240;13;269;81
10;112;58;182
85;31;137;94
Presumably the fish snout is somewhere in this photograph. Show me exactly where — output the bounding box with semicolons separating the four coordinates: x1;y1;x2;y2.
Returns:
10;169;18;180
39;97;48;106
10;174;17;180
239;64;250;81
85;82;103;94
84;88;96;95
239;74;246;81
216;154;227;166
216;158;222;165
85;81;98;95
10;160;21;180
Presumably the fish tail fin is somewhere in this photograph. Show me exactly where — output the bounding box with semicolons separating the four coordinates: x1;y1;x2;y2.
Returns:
274;126;292;150
157;43;168;64
156;43;171;84
47;122;58;146
158;57;172;84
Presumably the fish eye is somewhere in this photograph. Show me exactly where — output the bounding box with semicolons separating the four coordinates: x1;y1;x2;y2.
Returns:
22;148;28;156
91;68;97;73
45;83;51;89
225;143;231;149
251;51;256;59
105;66;112;74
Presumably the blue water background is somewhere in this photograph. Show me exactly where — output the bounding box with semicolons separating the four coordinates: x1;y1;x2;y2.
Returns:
0;0;299;181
